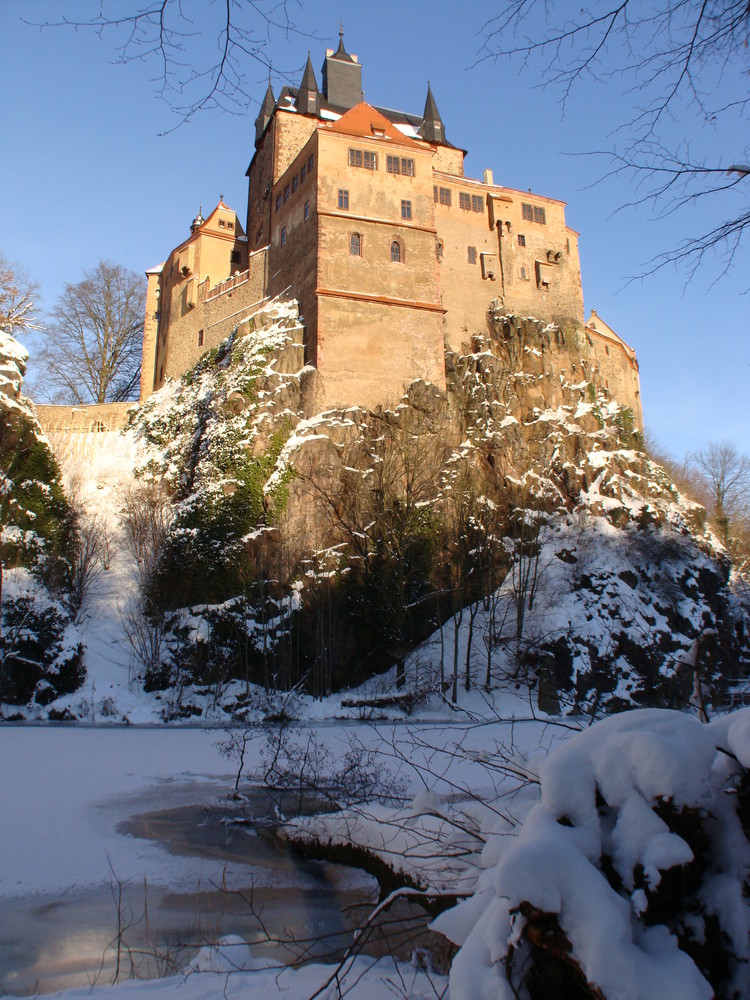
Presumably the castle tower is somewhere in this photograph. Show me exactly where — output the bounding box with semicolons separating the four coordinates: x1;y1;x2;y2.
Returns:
321;31;362;111
296;53;321;116
254;81;276;147
418;82;446;144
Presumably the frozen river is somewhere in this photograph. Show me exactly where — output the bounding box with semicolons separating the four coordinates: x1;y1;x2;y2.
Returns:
0;726;377;995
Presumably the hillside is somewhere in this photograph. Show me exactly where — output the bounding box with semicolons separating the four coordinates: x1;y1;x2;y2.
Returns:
29;296;739;724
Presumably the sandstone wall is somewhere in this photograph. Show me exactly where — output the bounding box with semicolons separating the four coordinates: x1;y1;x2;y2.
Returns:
35;401;136;434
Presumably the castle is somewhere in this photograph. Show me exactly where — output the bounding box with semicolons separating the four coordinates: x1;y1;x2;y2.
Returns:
139;35;642;425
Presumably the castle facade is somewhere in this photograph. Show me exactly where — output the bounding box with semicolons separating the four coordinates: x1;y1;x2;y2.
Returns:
140;37;642;424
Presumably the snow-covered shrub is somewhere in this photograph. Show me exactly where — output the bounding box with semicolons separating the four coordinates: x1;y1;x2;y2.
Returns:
0;584;84;705
438;708;750;1000
1;330;85;709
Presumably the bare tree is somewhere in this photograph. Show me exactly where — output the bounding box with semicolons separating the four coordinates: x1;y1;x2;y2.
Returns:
0;252;41;336
479;1;750;280
37;260;145;404
690;440;750;544
35;2;312;129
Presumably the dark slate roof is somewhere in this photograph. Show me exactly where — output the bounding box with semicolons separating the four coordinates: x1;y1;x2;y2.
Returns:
332;30;355;61
255;81;276;124
298;54;319;99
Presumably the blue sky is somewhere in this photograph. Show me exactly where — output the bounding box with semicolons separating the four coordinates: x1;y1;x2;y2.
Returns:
1;0;747;458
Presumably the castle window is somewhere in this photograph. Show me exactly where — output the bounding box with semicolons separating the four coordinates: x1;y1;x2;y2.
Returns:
218;219;226;228
281;226;287;246
301;164;306;182
401;200;412;220
231;250;241;264
283;184;290;202
520;265;529;280
348;148;362;167
292;175;299;193
304;199;309;221
517;234;526;247
338;189;349;210
197;329;204;347
459;192;471;210
308;154;314;172
276;193;282;212
390;240;402;263
472;195;484;213
387;156;415;176
227;221;234;229
364;151;378;170
522;202;547;225
350;232;361;256
439;187;451;206
467;246;477;265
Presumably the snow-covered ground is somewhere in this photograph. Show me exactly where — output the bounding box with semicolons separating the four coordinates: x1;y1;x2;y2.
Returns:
0;718;560;998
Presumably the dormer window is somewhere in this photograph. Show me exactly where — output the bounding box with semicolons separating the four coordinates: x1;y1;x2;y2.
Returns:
371;126;386;137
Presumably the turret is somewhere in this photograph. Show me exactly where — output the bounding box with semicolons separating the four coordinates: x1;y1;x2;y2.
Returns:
321;31;362;111
418;82;446;144
296;53;321;115
254;80;276;146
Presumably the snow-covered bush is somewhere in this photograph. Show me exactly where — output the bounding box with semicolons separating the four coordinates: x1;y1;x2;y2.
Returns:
1;329;85;710
438;708;750;999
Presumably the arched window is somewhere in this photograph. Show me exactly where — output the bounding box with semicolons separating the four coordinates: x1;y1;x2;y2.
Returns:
350;232;361;256
390;240;402;263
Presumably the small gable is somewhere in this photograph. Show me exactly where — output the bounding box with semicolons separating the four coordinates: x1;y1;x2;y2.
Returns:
325;102;424;149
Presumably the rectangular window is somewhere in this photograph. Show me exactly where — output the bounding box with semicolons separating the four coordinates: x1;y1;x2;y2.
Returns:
280;226;286;246
304;199;309;221
338;189;349;210
231;250;241;264
197;329;204;347
308;154;314;172
227;221;234;229
301;164;306;182
275;193;282;212
467;246;477;265
283;184;290;202
433;185;438;202
218;220;226;227
459;192;471;210
517;234;526;247
472;195;484;213
401;158;414;176
439;187;451;206
387;155;400;174
348;148;363;167
533;205;547;225
522;203;534;222
364;150;378;170
401;199;412;220
292;175;299;193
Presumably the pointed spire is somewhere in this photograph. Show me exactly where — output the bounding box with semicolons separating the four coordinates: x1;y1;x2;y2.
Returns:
418;82;446;144
297;52;320;115
333;26;353;60
254;79;276;146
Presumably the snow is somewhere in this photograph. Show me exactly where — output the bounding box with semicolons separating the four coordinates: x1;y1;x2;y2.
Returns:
440;708;750;1000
